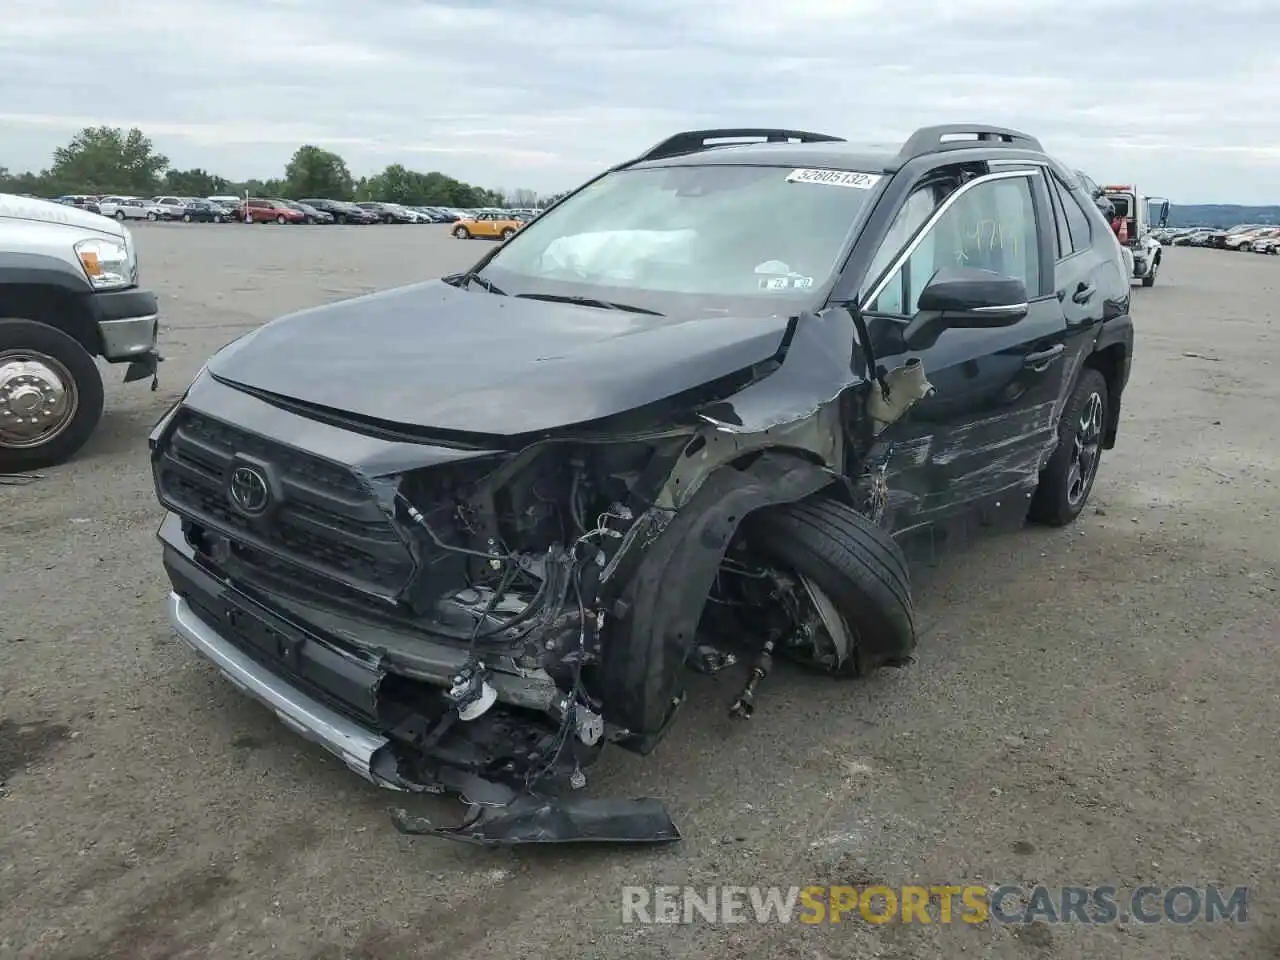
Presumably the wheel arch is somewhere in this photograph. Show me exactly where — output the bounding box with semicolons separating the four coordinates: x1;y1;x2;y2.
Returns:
596;448;852;744
0;263;100;355
1084;342;1126;448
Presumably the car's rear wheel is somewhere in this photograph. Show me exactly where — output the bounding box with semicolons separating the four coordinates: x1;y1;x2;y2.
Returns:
500;227;516;240
276;215;287;224
453;226;471;239
0;319;105;471
146;212;157;221
741;498;916;677
1029;368;1108;526
182;213;192;223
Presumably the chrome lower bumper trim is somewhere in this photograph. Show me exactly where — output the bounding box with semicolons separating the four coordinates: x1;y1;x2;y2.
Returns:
167;591;403;790
98;313;159;360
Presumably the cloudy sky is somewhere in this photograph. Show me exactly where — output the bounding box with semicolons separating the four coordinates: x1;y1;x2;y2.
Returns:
2;0;1278;204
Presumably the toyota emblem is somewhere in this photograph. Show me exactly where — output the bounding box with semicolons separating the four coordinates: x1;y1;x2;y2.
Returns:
229;465;271;515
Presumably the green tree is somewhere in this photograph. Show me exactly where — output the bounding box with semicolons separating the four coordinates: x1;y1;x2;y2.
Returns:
241;177;288;198
164;167;229;197
364;164;506;207
283;145;354;200
49;126;168;195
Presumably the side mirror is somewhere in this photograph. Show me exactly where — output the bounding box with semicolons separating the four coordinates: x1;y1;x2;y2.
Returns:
903;267;1029;350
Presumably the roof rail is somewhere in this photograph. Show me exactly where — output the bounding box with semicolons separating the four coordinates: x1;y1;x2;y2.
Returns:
626;128;846;165
897;124;1043;162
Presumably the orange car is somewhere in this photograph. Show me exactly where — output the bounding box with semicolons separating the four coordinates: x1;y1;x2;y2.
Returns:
451;211;523;240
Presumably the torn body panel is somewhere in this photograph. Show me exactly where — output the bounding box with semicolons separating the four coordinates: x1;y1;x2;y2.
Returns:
152;311;888;840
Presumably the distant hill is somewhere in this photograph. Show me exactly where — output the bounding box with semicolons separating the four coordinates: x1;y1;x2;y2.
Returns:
1167;204;1280;228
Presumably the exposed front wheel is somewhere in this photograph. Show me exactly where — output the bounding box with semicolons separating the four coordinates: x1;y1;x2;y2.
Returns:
741;498;917;676
114;210;126;220
0;319;105;471
1028;368;1108;526
276;215;287;224
147;212;157;221
182;213;192;223
453;226;471;239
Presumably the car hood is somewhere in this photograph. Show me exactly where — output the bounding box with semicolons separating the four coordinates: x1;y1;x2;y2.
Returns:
207;280;792;436
0;193;125;237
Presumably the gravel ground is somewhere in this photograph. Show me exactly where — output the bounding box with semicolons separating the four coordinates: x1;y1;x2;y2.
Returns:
1;227;1277;960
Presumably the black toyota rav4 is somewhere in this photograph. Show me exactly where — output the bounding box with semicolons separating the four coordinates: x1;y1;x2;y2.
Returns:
151;124;1133;844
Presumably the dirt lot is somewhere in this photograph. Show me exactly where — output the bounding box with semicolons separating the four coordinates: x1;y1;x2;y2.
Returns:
1;227;1277;959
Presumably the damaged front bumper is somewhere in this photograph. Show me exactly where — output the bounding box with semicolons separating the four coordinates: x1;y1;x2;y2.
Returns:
161;512;679;844
169;588;394;784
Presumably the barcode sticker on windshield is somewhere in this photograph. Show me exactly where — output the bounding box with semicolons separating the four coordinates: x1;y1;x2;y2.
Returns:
785;168;881;189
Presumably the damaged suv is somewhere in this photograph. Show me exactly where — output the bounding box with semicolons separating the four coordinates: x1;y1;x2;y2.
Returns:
151;125;1133;844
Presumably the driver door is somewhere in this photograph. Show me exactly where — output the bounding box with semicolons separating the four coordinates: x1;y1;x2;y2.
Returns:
859;168;1070;535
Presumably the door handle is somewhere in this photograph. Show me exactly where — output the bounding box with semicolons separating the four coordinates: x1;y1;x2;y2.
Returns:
1024;343;1065;370
1072;281;1097;304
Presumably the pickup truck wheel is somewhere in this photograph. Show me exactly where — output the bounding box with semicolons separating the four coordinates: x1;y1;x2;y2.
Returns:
0;319;104;471
1028;368;1108;527
743;498;916;676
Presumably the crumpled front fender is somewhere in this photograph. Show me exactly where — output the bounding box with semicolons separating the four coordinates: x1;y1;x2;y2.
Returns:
595;450;851;741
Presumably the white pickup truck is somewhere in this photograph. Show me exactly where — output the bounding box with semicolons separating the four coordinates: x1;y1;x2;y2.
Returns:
1100;185;1168;287
1;194;162;470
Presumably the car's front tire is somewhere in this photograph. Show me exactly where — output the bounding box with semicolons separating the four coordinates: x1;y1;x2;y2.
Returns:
1029;368;1108;526
744;498;916;677
0;318;105;471
454;226;471;239
114;210;126;220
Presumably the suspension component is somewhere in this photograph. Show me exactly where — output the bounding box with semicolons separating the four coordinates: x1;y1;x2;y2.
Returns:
729;637;775;719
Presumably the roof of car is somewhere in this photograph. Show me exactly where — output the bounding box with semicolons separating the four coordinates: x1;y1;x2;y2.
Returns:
635;141;901;173
619;124;1051;176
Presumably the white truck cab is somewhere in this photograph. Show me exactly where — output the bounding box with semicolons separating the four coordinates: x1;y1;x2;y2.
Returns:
1;193;162;470
1100;184;1168;287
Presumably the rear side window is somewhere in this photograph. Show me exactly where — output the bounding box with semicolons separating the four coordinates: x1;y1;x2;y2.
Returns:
1050;174;1093;255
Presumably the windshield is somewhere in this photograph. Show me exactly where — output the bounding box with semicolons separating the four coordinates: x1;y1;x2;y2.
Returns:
478;164;874;312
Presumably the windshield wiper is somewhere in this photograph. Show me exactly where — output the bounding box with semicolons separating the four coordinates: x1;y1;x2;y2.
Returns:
443;271;506;295
465;273;506;295
514;293;663;316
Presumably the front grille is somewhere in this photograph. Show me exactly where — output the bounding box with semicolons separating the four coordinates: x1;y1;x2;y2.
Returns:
155;408;414;598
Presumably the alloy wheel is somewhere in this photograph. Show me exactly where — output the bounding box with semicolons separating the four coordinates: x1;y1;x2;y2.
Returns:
1066;391;1104;507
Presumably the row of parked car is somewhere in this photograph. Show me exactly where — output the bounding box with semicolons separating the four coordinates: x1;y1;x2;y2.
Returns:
50;194;542;228
1156;224;1280;253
